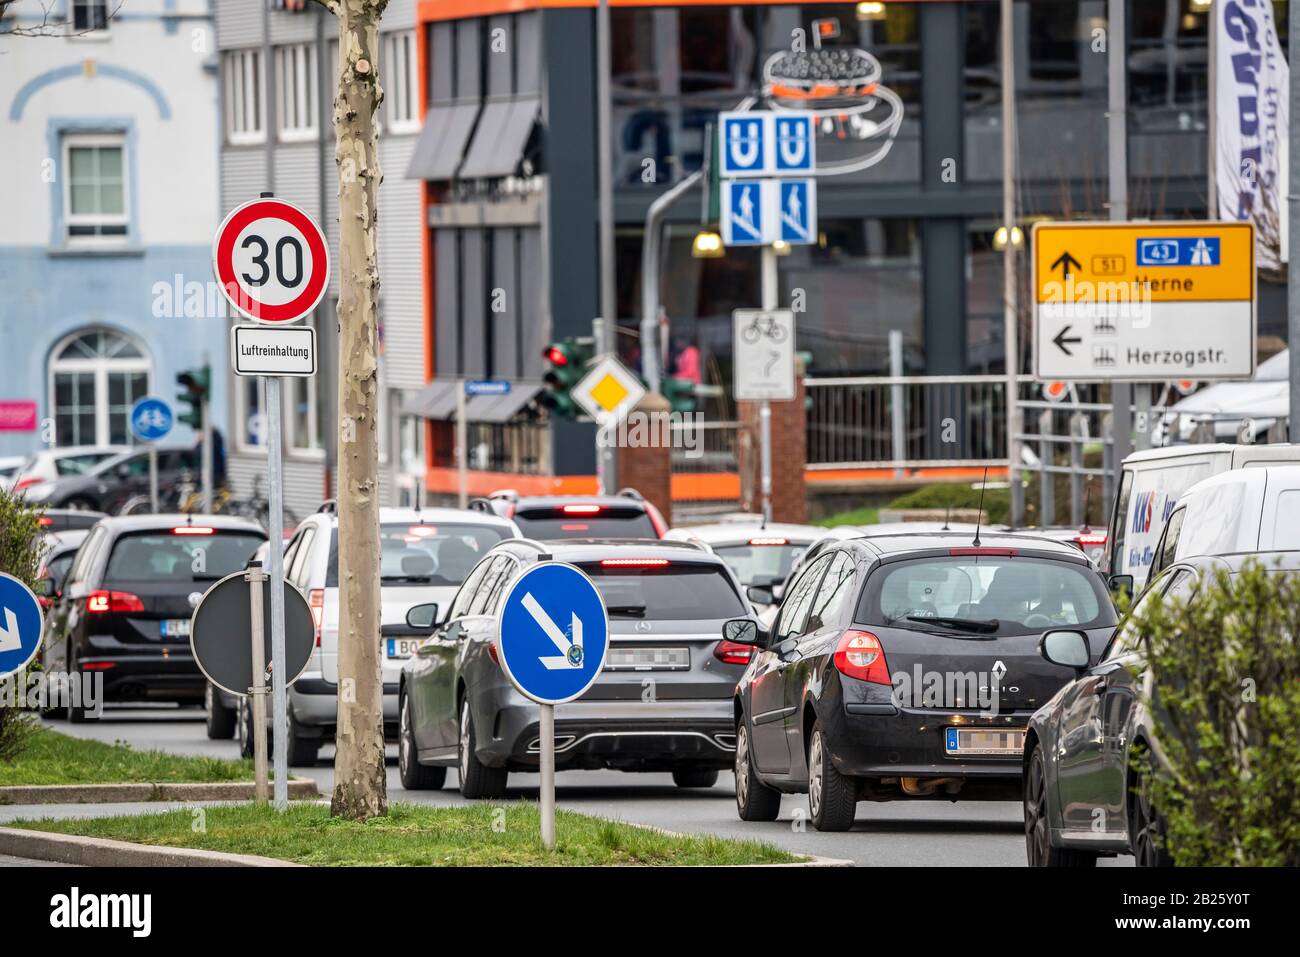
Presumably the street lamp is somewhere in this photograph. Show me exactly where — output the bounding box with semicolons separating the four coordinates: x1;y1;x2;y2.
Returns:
1189;0;1212;12
856;2;887;21
692;229;724;258
771;239;791;256
992;225;1023;251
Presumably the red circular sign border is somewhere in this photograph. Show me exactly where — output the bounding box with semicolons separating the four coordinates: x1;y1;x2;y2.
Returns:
213;198;330;324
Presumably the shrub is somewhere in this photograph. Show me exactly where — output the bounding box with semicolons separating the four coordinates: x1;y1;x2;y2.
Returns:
887;481;1011;525
1128;560;1300;866
0;489;42;762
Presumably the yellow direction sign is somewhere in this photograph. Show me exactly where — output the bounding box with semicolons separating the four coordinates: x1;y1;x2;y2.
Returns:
1032;221;1255;382
572;355;646;425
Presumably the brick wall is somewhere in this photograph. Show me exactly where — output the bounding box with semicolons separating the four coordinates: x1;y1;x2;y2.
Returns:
737;357;807;523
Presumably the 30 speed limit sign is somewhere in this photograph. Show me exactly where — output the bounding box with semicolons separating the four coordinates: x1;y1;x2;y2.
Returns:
213;197;330;324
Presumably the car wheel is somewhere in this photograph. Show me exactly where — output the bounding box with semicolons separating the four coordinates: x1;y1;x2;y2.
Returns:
734;719;781;822
237;697;254;759
1129;746;1174;868
1025;742;1098;867
286;707;320;767
807;721;856;832
205;682;236;740
64;496;98;512
458;698;507;799
671;768;719;789
65;641;88;723
398;691;446;791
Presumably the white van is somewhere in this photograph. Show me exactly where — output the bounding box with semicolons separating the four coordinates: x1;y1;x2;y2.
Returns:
1104;443;1300;592
1144;465;1300;581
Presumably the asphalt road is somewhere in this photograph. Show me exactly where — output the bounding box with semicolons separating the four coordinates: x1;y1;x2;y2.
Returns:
32;704;1132;867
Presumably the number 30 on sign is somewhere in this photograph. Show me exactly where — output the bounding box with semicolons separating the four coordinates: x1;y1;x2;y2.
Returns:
212;197;331;325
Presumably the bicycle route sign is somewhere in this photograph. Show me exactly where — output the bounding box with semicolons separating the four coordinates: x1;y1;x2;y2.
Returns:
733;308;795;401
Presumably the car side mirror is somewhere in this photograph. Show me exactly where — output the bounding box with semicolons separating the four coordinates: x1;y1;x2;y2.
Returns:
746;584;775;606
1040;629;1090;672
771;583;785;603
37;577;56;598
405;603;439;630
723;618;765;649
1107;574;1133;601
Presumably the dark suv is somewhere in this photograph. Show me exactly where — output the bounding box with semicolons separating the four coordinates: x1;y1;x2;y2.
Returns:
727;532;1117;831
397;539;750;797
469;490;667;539
43;515;266;718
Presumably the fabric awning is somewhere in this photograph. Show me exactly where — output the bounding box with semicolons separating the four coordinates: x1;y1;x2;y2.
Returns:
459;95;540;179
406;102;479;181
402;380;544;423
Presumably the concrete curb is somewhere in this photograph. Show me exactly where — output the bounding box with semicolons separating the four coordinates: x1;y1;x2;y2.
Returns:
0;827;303;867
0;779;319;805
616;818;854;867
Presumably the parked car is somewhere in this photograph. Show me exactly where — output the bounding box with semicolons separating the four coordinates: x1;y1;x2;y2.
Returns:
469;489;667;539
1154;348;1288;444
0;455;25;487
397;539;751;796
37;508;109;533
42;515;267;719
6;445;126;493
35;529;91;610
1023;551;1296;866
662;521;822;618
1029;525;1108;568
1103;443;1300;593
20;446;200;513
727;531;1117;831
228;505;520;764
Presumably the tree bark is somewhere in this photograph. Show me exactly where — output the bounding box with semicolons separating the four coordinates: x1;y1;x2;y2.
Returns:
329;0;388;821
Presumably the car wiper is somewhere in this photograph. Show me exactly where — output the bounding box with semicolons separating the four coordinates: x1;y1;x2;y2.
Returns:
606;604;647;618
904;615;1000;634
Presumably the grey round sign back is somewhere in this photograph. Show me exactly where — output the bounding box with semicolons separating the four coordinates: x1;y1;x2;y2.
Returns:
189;570;316;697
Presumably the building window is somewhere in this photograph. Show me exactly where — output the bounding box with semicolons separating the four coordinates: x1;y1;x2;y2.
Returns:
235;374;264;452
286;374;324;455
383;30;419;133
224;49;265;144
49;329;150;447
63;134;127;242
276;44;318;141
71;0;108;32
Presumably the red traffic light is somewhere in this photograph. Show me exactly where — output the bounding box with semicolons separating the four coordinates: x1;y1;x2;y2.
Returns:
543;345;569;367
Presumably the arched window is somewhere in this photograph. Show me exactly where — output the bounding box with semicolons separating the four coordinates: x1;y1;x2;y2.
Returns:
49;328;151;447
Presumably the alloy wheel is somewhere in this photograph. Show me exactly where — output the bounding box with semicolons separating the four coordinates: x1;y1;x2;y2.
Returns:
735;725;750;809
1025;749;1052;867
808;730;824;820
399;696;412;779
459;701;471;782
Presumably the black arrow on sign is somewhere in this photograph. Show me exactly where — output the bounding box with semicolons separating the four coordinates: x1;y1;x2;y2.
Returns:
1051;250;1082;280
1053;326;1083;356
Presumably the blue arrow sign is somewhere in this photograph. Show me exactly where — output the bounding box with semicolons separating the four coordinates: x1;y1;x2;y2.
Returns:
778;179;817;244
496;562;609;705
465;379;512;397
722;180;766;246
0;572;44;679
130;396;174;442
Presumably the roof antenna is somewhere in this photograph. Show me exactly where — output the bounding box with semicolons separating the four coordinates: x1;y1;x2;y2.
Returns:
972;467;988;547
942;505;950;531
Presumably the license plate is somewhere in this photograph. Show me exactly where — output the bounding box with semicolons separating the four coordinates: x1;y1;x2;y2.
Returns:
945;727;1025;756
161;619;190;638
603;646;689;671
387;637;422;659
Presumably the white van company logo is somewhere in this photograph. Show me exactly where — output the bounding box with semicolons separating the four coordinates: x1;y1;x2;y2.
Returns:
49;888;152;938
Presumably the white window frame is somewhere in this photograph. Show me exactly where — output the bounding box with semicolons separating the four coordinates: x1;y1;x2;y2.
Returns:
234;370;266;455
62;132;128;245
48;328;151;448
382;30;419;135
275;43;319;142
224;49;265;145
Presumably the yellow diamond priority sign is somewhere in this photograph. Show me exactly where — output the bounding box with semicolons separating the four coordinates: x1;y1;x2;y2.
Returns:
572;355;646;425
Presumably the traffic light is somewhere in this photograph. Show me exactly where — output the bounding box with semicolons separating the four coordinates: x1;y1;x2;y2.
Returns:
540;338;593;419
661;376;697;415
176;365;211;430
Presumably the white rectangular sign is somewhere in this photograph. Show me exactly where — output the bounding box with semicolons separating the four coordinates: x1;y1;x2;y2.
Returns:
733;309;795;401
721;179;817;248
231;324;317;377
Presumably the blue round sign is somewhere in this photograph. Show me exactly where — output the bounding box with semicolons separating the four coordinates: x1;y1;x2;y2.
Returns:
496;562;609;705
130;396;174;442
0;572;45;679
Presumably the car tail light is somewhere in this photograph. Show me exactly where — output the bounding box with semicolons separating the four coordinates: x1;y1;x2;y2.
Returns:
833;630;890;685
562;504;601;514
748;537;788;546
560;523;590;531
173;526;215;536
13;476;42;491
38;516;54;527
713;640;753;666
488;642;501;667
1076;533;1107;546
79;662;116;671
309;589;324;646
86;590;145;614
599;558;670;567
407;525;438;537
949;547;1017;557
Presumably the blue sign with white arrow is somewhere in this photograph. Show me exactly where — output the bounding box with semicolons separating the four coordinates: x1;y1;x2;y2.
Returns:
496;562;609;705
722;180;766;246
0;572;44;679
130;396;174;443
778;179;817;244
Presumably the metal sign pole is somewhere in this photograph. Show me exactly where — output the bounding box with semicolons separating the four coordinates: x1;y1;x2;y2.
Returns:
457;381;468;508
148;445;159;513
759;244;778;522
246;563;269;804
265;376;289;811
201;358;213;512
539;702;556;850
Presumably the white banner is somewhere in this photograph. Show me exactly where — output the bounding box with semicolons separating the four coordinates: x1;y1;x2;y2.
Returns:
1215;0;1289;270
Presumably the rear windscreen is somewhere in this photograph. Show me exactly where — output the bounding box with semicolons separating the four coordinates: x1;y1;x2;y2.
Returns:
104;531;266;585
326;523;510;587
514;509;656;539
858;556;1114;637
578;563;745;620
713;543;806;587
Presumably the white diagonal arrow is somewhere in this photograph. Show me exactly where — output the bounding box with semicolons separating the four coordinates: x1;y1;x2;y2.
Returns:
522;592;582;670
0;607;23;654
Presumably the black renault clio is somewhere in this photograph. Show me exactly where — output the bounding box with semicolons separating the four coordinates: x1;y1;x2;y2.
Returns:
727;532;1116;831
43;515;266;719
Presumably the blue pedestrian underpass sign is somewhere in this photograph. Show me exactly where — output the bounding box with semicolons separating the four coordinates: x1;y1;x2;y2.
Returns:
496;562;609;705
0;572;44;679
130;396;174;443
